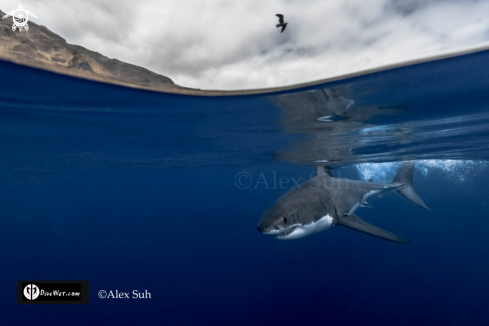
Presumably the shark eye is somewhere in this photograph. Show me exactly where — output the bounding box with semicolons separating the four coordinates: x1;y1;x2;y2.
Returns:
283;217;287;223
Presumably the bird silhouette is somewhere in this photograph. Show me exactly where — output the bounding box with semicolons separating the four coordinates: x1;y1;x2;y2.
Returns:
276;14;288;33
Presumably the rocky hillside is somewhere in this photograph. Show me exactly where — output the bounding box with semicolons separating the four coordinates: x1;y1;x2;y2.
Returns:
0;9;179;91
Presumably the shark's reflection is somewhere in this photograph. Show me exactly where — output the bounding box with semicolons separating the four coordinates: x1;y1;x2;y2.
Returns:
276;85;408;125
272;85;410;166
271;85;489;166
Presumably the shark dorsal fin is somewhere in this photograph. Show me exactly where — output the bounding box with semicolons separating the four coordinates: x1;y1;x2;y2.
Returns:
316;166;333;177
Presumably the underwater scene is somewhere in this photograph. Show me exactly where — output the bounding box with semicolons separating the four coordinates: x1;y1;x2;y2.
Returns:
2;47;489;325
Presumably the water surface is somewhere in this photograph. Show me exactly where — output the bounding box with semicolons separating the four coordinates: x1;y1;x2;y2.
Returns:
1;49;489;325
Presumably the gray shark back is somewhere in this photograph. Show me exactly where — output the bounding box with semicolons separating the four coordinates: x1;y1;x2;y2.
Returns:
314;175;402;217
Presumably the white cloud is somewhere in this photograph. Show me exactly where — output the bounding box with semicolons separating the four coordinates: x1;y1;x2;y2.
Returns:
5;0;489;89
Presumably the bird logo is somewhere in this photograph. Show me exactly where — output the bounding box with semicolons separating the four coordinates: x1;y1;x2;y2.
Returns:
275;14;288;33
3;3;38;32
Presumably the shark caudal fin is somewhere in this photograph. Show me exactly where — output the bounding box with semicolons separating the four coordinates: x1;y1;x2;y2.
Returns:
336;214;410;244
392;161;429;210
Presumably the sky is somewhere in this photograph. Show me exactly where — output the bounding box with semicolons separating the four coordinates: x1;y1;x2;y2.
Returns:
4;0;489;90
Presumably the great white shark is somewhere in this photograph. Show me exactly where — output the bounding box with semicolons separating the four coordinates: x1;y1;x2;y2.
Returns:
257;162;428;244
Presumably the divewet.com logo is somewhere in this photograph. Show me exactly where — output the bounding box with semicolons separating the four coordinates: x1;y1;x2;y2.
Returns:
17;281;89;304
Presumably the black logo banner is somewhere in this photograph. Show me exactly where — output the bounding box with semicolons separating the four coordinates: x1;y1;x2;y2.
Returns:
17;281;89;304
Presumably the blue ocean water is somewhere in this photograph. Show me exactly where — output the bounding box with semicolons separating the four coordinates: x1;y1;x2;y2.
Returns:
2;49;489;325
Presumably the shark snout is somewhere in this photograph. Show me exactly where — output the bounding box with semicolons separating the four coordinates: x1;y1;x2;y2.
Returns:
257;221;279;234
258;221;300;236
257;223;270;234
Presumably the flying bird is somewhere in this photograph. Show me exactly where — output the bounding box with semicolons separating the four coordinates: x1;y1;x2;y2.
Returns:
276;14;288;33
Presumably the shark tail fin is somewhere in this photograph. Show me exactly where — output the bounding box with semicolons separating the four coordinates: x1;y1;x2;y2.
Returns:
392;161;429;210
336;214;410;244
316;166;333;177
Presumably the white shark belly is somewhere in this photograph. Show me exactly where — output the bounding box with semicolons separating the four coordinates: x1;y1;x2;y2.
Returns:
278;215;334;240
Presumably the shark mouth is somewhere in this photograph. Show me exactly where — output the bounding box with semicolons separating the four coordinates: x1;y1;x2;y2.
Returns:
276;226;297;238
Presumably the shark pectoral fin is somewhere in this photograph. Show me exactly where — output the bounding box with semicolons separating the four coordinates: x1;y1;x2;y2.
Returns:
336;214;410;244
